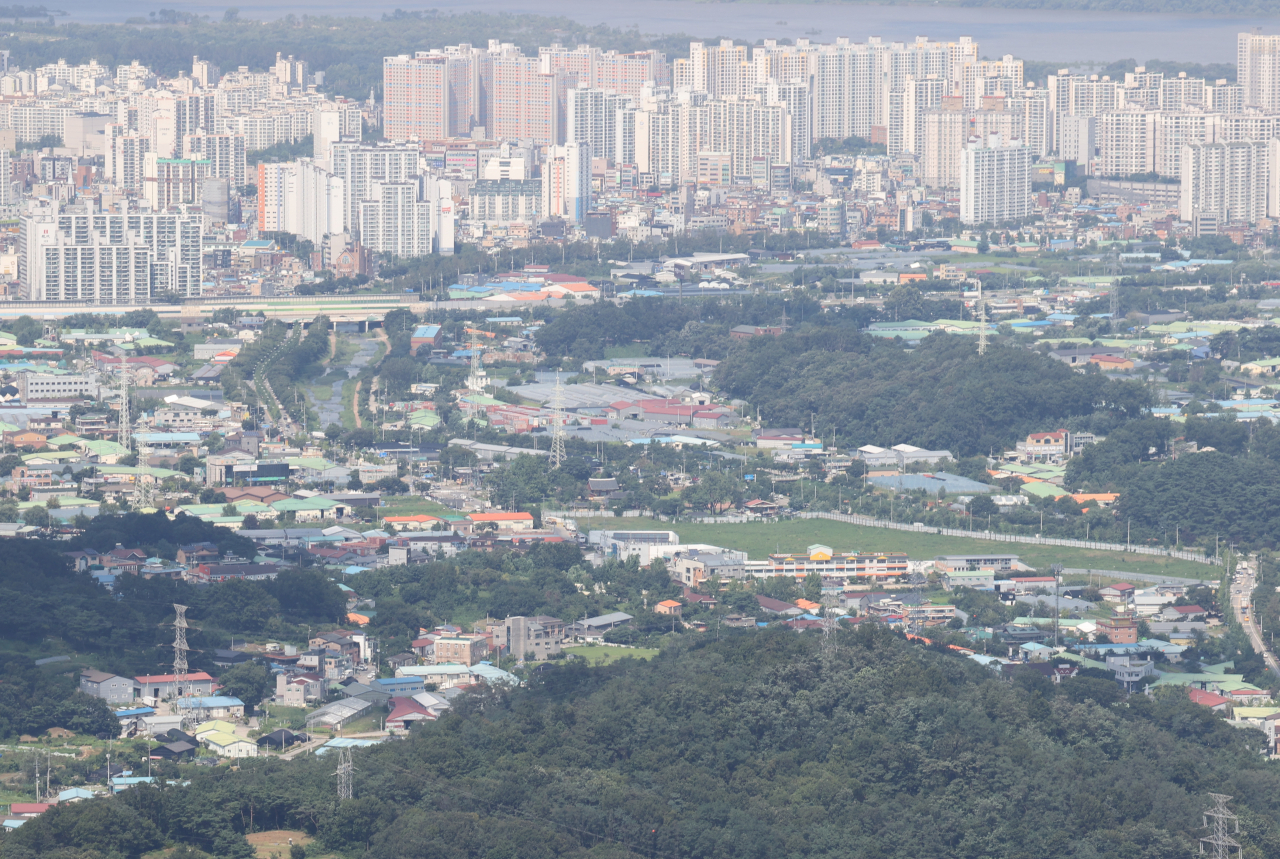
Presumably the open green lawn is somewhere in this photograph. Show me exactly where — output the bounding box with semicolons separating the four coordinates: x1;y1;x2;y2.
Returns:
590;516;1218;581
381;496;454;517
563;645;659;666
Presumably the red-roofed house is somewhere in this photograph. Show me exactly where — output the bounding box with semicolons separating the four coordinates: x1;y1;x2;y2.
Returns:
386;696;434;731
9;803;51;817
1162;604;1208;621
1098;583;1135;603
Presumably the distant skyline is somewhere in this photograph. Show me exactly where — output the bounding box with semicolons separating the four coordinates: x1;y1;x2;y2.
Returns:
46;0;1259;65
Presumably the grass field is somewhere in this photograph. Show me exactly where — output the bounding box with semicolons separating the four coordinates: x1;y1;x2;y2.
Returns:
381;496;454;517
585;516;1218;580
564;645;660;666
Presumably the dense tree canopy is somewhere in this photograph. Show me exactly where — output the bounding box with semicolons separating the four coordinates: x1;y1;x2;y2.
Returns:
715;333;1124;456
8;629;1280;859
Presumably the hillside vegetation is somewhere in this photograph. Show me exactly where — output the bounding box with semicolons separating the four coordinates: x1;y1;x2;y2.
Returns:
6;629;1280;858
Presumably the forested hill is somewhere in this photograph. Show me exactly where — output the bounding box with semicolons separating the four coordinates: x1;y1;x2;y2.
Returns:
714;333;1149;456
7;628;1280;859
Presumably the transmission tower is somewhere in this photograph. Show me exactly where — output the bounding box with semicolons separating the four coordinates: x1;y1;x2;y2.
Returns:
466;331;486;392
334;747;355;801
134;442;155;510
820;608;839;665
1109;288;1120;337
1201;793;1242;859
117;370;131;452
549;372;566;470
171;604;190;695
976;282;988;356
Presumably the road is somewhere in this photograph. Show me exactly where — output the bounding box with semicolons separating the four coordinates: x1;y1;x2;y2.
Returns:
1231;555;1280;679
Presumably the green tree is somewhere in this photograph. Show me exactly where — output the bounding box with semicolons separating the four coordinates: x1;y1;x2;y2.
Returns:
215;661;272;711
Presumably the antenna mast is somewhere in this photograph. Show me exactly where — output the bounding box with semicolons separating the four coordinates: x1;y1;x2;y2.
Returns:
1201;793;1242;859
549;372;566;470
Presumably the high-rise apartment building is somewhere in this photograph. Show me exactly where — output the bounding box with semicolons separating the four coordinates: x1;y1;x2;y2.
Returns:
20;200;203;302
182;132;247;188
143;156;210;210
542;141;592;222
921;96;1022;188
959;135;1031;224
1180;140;1270;223
1238;32;1280;109
330;141;421;234
539;44;669;96
360;181;433;257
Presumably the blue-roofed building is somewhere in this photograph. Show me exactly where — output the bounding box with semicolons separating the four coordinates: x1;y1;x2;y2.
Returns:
314;737;385;756
175;696;245;718
411;325;442;356
371;676;425;696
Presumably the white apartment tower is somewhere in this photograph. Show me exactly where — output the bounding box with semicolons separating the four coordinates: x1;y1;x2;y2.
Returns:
959;135;1031;225
20;201;203;302
1238;32;1280;109
1180;140;1270;224
542;141;592;222
360;181;433;258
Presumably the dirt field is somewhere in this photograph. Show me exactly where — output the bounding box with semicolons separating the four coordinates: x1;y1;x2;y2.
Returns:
246;830;314;859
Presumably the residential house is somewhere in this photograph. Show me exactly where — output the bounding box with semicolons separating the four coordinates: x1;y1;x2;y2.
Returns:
1098;583;1135;603
200;731;258;758
79;669;139;704
755;595;802;616
176;696;245;720
670;550;746;586
1162;604;1208;622
655;599;683;617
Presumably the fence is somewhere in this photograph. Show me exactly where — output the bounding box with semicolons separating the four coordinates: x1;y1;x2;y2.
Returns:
551;509;1220;567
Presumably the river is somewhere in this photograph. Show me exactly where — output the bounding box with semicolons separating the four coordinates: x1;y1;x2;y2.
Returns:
56;0;1270;64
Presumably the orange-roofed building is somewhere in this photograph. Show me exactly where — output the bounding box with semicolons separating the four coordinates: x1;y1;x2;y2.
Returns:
1089;354;1134;371
795;598;824;614
655;599;683;616
347;612;371;626
1072;493;1118;507
468;511;535;532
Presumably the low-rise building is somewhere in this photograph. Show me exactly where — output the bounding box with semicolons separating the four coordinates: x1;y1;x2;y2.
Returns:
79;669;139;704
